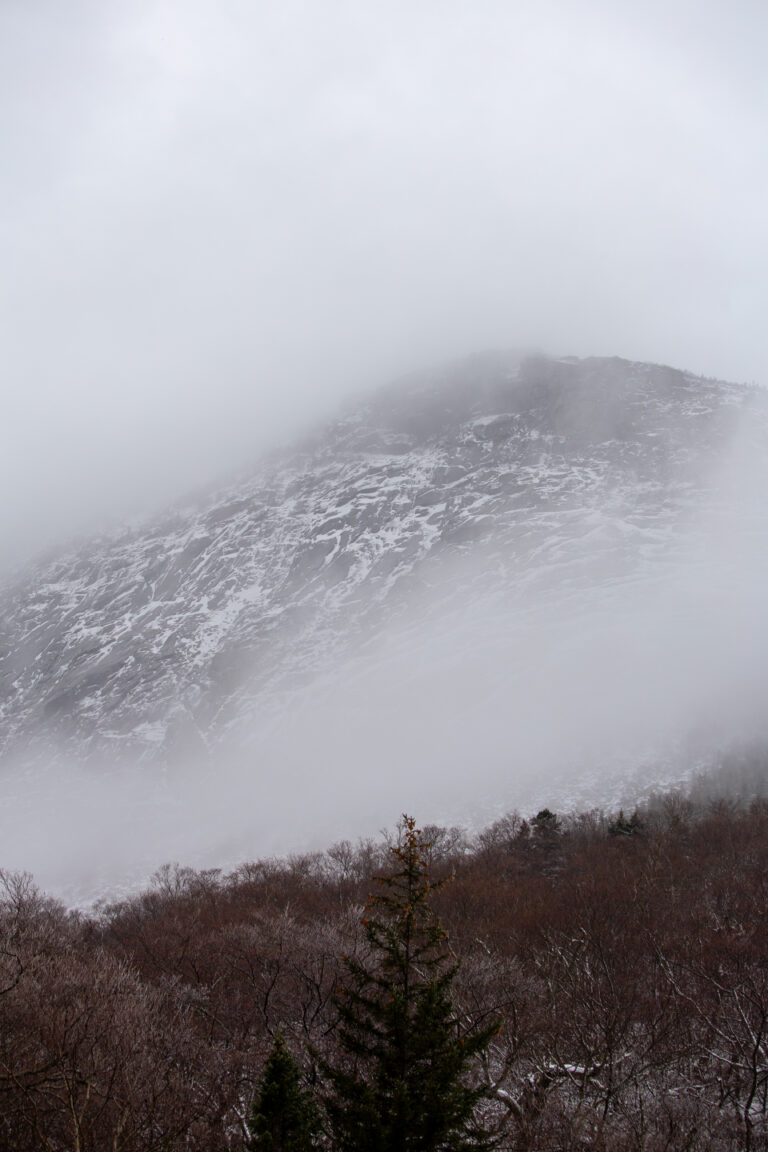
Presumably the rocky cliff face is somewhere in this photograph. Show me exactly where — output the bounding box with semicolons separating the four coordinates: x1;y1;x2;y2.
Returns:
0;353;765;779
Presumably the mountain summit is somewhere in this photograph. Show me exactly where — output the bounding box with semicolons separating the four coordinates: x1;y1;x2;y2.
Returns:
1;354;767;856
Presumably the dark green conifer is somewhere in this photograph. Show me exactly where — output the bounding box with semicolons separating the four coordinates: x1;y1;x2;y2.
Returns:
320;815;500;1152
608;808;643;837
248;1027;320;1152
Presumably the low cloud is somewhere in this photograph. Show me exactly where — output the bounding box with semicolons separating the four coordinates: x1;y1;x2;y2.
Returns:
2;0;767;567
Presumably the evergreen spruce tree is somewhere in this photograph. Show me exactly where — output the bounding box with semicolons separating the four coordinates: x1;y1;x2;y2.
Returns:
248;1027;320;1152
320;816;500;1152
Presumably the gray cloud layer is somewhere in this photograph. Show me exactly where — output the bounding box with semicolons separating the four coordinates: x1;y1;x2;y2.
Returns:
2;0;767;565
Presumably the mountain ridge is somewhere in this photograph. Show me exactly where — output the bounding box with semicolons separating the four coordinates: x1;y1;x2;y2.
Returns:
1;352;765;777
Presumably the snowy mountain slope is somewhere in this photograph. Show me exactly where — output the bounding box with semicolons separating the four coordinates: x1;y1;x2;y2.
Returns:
0;353;765;782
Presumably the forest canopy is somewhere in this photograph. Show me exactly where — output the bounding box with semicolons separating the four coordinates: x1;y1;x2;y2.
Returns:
1;770;768;1150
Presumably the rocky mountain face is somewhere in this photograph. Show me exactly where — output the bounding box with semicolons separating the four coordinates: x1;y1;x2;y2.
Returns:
0;353;765;784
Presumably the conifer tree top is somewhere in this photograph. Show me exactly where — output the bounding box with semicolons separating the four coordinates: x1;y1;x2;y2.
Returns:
248;1026;320;1152
320;815;500;1152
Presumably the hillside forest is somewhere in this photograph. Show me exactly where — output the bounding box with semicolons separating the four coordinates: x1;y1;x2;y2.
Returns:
1;759;768;1151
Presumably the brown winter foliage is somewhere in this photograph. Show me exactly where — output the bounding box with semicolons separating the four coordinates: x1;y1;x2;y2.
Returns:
2;784;768;1150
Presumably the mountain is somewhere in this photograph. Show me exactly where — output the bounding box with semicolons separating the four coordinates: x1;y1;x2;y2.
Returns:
1;353;768;894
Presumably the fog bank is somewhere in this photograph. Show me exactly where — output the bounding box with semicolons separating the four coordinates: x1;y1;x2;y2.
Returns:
2;416;767;906
2;0;768;567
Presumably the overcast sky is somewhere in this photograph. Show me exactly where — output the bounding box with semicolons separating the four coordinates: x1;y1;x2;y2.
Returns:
2;0;767;568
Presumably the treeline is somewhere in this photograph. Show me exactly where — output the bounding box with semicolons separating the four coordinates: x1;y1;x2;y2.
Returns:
1;784;768;1149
